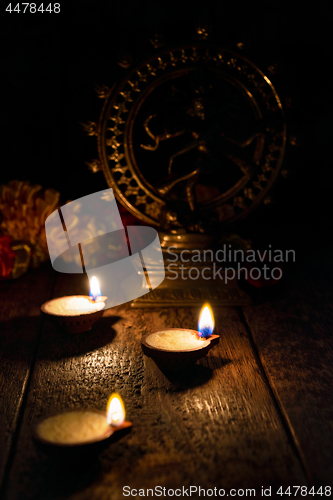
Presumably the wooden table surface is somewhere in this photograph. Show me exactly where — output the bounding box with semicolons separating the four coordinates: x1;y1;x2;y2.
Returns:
0;254;332;500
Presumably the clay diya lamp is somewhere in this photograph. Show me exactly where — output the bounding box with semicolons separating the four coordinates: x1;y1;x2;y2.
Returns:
141;304;219;369
33;393;132;458
41;276;107;334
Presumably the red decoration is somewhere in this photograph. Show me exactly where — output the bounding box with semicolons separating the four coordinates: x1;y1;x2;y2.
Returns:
118;205;142;227
0;234;16;280
245;259;284;288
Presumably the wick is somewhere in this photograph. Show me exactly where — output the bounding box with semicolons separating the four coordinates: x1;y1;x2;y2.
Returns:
198;327;213;339
89;294;100;303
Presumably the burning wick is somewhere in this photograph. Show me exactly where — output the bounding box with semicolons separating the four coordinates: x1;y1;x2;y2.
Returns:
88;276;107;304
107;393;126;426
89;276;101;302
198;304;215;338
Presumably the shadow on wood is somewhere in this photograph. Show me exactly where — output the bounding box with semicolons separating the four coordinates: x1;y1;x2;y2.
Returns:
25;451;103;499
155;357;231;390
38;315;122;360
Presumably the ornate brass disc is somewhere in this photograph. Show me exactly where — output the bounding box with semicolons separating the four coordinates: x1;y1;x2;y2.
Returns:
97;43;286;232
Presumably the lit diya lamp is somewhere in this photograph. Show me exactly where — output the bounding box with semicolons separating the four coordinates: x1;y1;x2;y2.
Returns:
41;276;107;333
141;304;219;369
33;393;132;454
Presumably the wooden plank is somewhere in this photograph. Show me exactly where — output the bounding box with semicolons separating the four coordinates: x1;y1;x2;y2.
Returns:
243;262;333;486
0;265;55;488
3;273;307;500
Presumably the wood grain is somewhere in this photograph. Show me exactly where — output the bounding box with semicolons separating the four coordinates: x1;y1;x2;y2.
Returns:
0;265;55;489
243;262;333;487
2;273;307;500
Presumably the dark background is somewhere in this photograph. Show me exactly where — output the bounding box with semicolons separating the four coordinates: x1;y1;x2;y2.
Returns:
1;0;332;254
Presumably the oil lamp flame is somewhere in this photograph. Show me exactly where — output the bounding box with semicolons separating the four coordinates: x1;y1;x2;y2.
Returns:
198;304;215;338
89;276;101;302
107;393;126;426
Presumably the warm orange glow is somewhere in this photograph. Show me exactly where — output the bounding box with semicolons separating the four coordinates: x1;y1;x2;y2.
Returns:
198;304;215;338
89;276;101;302
106;393;126;426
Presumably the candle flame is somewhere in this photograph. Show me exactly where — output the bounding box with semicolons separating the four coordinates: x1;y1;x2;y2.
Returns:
106;393;126;426
198;304;215;338
89;276;101;302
